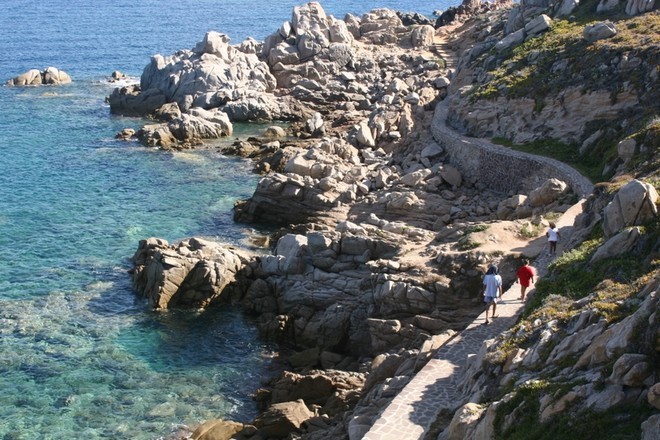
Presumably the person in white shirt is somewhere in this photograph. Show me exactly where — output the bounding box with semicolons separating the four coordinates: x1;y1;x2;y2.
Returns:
546;222;560;255
483;264;503;324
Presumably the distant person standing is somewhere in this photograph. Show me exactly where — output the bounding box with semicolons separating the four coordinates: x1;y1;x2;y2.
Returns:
516;258;535;301
483;264;502;324
546;222;560;255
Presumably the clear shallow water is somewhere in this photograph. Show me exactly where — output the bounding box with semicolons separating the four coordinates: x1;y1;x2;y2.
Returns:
0;0;455;438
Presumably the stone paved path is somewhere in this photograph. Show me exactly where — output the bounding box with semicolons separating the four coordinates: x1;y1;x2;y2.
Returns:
363;276;532;439
363;201;586;440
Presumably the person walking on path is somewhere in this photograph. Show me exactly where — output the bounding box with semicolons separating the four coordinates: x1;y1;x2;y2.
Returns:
483;264;503;324
546;222;560;255
516;258;535;301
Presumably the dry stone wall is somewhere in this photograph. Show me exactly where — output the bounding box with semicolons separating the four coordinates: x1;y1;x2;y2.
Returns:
432;102;594;197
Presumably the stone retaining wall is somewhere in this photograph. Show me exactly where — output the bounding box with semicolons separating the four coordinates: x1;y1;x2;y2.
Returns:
431;102;594;197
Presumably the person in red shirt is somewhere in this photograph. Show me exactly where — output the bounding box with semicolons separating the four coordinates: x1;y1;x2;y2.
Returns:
517;258;535;301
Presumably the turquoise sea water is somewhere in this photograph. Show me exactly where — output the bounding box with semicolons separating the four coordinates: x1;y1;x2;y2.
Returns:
0;0;454;438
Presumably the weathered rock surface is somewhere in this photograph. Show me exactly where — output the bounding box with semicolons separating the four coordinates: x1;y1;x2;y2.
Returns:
444;0;657;149
602;179;659;238
131;237;249;309
6;67;72;86
447;86;639;144
446;274;659;439
625;0;658;15
110;31;276;116
191;419;253;440
137;106;233;149
252;399;314;437
584;20;617;43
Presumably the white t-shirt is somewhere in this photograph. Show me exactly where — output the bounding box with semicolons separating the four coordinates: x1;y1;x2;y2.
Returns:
547;227;559;242
483;274;502;298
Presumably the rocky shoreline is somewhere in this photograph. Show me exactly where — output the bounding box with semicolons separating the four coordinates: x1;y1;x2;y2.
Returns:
107;1;658;439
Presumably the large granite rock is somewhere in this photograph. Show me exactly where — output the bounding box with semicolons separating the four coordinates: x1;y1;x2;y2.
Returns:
269;369;365;414
583;20;617;43
109;31;276;117
107;85;167;116
625;0;657;15
261;2;355;88
252;399;314;438
6;67;72;86
359;8;408;45
191;419;253;440
137;106;233;148
234;137;364;226
131;237;248;309
527;178;568;207
590;226;642;263
602;179;658;238
575;287;657;369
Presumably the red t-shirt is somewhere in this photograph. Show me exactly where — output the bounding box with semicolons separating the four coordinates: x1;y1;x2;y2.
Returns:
517;265;535;286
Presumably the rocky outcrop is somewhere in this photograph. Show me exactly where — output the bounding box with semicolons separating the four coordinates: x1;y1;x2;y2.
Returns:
625;0;658;15
442;275;659;439
583;20;617;43
253;399;315;437
6;67;72;86
446;86;639;145
190;419;253;440
131;237;249;309
109;31;276;117
602;179;658;238
236;228;483;358
137;106;233;149
435;0;514;28
261;2;356;88
444;0;658;149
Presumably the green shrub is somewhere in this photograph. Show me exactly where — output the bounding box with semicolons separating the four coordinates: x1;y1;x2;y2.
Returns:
496;402;654;440
491;138;601;182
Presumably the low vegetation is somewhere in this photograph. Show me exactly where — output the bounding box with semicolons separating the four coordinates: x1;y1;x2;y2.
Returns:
525;216;659;322
472;7;659;183
471;7;659;104
455;224;489;250
485;213;659;437
495;398;653;440
492;137;603;182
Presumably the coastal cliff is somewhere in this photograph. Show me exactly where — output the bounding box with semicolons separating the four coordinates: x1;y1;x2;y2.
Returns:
117;1;659;439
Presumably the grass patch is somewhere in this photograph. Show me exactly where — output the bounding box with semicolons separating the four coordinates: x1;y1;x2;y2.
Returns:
456;235;481;251
466;224;490;234
523;216;660;323
524;236;603;316
543;212;562;221
454;223;489;250
518;221;543;239
492;137;602;182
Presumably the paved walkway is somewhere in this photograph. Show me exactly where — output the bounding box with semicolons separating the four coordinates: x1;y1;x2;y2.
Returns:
363;200;585;440
364;286;527;440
